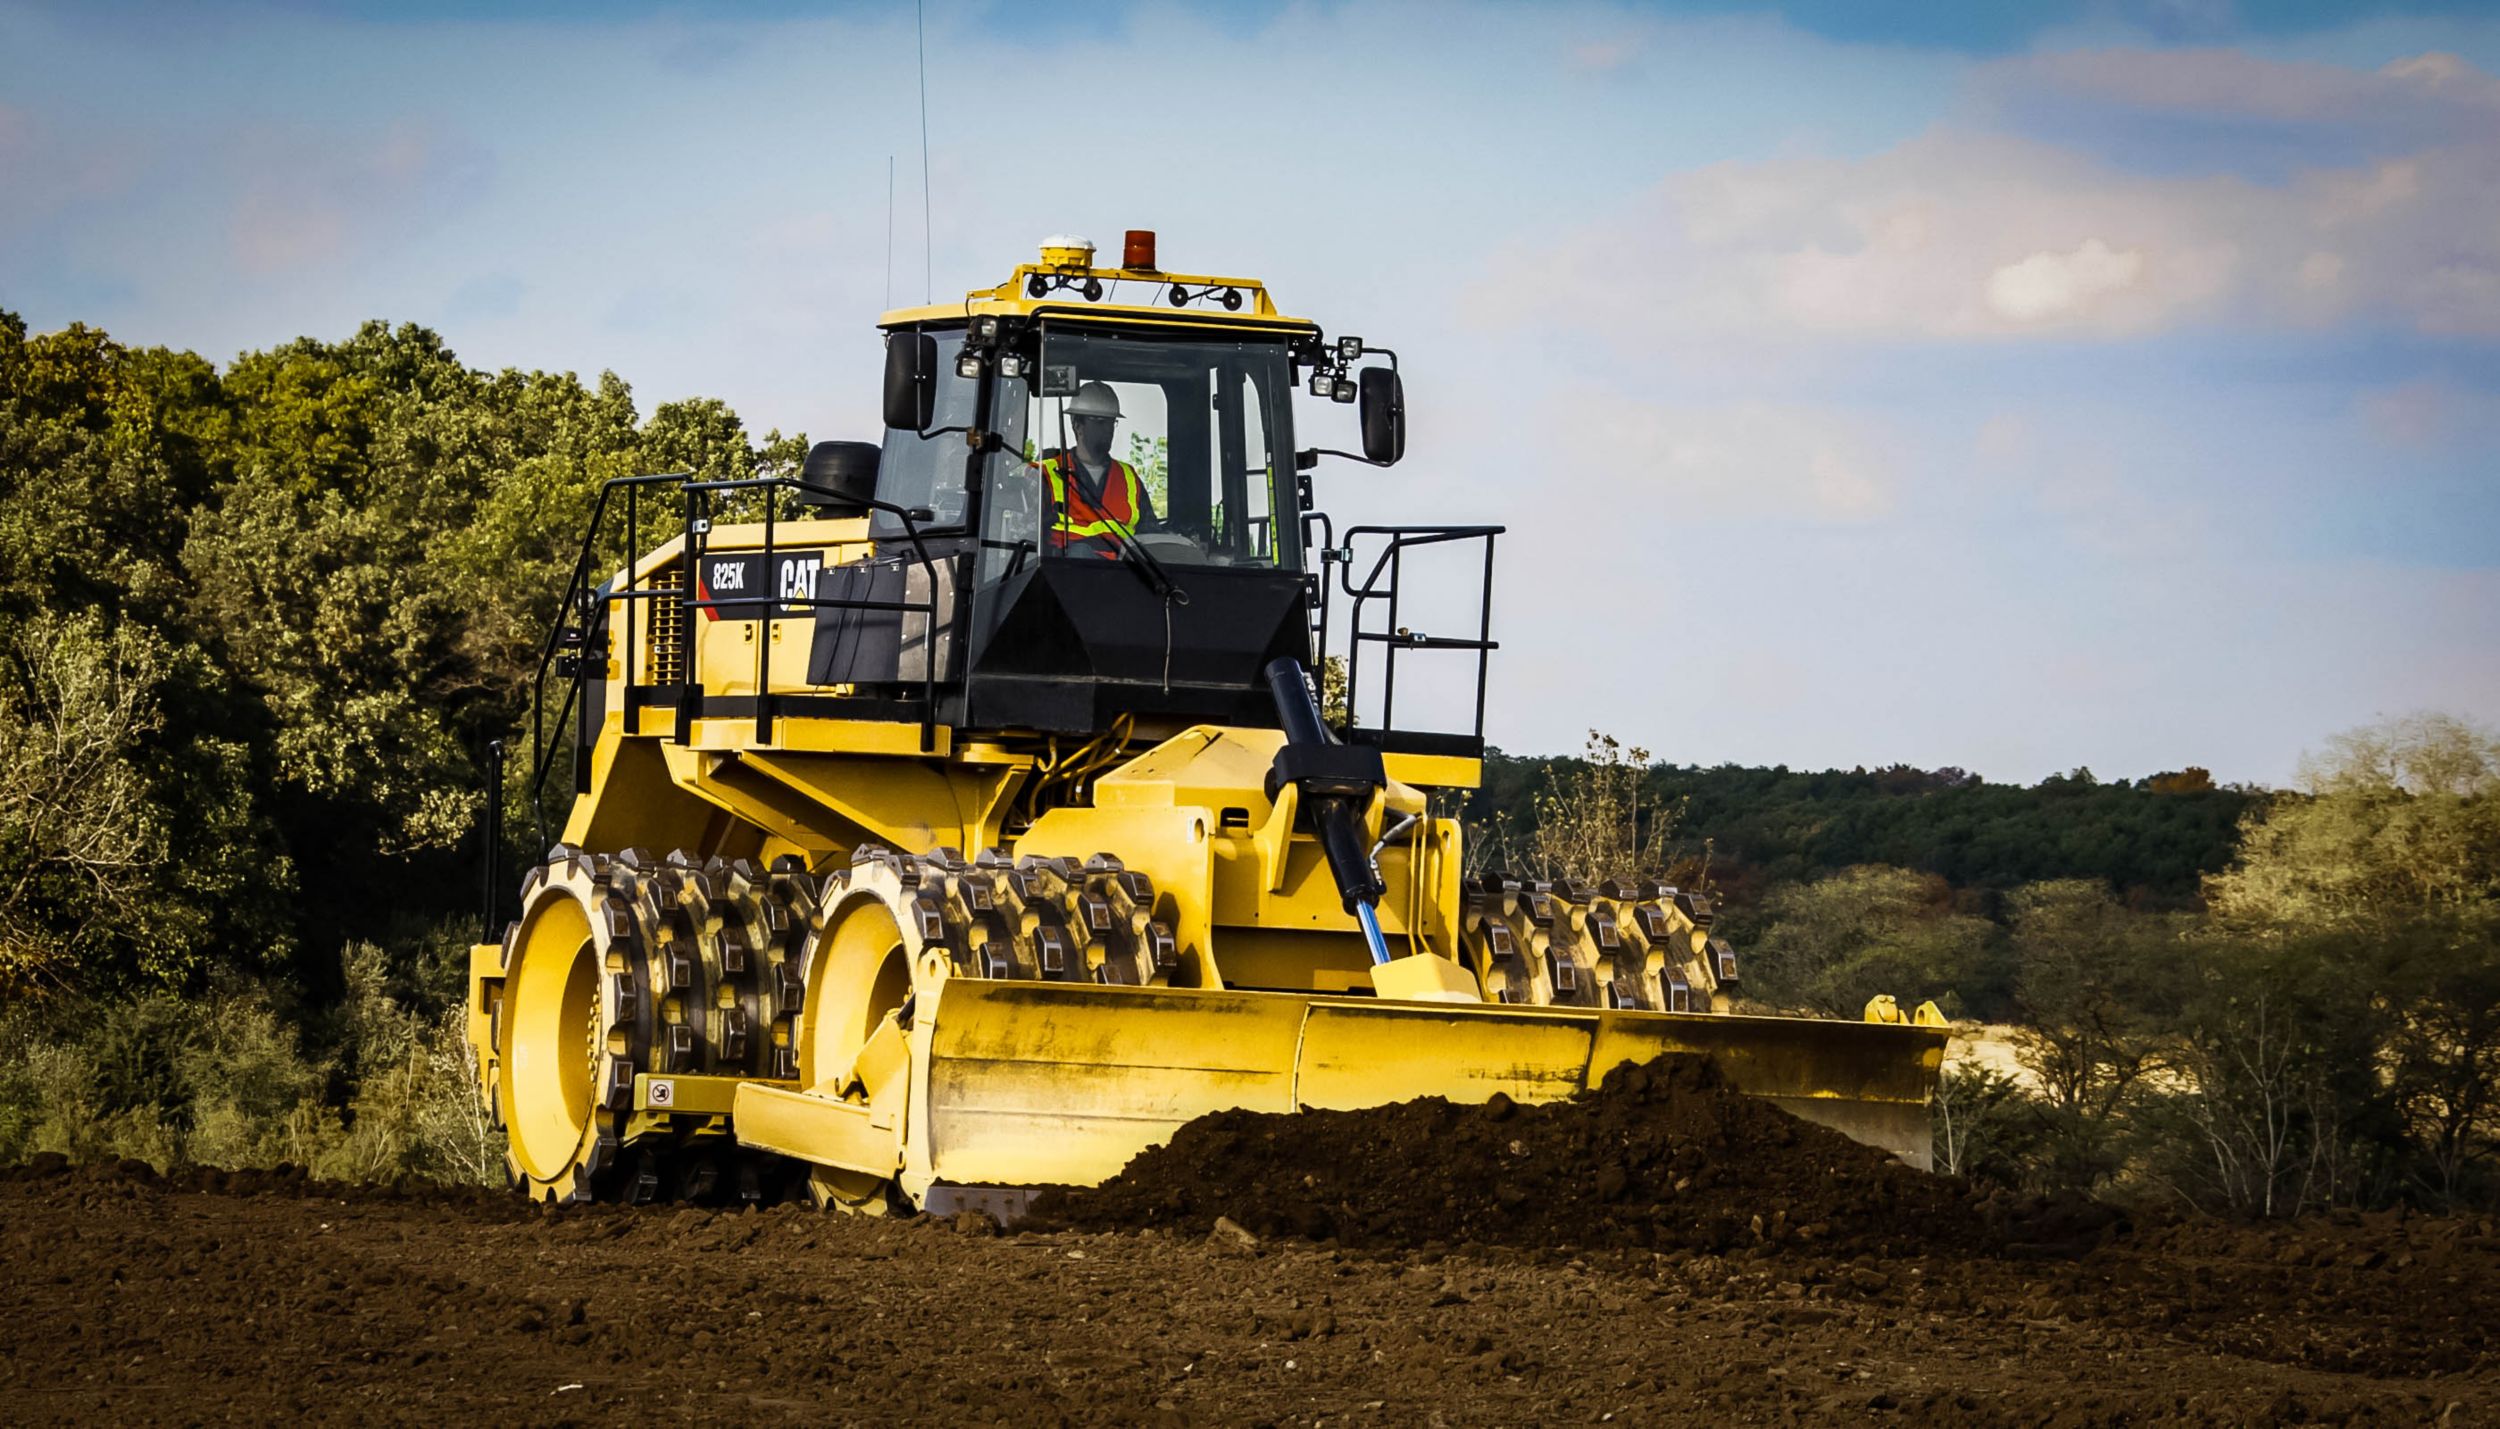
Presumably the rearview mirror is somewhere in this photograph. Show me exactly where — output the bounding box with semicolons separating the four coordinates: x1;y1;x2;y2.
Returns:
798;441;880;515
882;332;938;432
1358;367;1405;466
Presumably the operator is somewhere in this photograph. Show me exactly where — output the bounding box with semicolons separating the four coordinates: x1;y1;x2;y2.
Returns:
1038;381;1159;559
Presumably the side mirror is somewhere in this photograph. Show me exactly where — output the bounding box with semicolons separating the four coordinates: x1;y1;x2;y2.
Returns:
882;332;938;432
798;441;880;515
1358;367;1405;466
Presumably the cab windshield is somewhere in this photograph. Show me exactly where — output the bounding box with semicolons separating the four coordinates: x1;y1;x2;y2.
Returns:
975;329;1299;589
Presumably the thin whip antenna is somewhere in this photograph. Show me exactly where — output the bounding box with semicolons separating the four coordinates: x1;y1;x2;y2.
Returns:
916;0;932;302
884;155;895;310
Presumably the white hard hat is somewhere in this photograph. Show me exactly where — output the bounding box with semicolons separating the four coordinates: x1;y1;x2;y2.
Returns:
1068;381;1122;421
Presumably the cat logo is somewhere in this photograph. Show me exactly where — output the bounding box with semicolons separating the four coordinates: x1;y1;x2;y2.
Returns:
778;556;821;614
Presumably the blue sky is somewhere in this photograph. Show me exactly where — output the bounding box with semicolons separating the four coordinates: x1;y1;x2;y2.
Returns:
4;0;2496;784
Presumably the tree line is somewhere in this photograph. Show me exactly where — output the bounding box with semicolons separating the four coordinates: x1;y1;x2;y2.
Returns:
1;313;2491;1211
1472;750;2255;905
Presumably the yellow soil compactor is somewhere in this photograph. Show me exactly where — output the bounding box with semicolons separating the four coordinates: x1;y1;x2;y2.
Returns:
467;232;1948;1212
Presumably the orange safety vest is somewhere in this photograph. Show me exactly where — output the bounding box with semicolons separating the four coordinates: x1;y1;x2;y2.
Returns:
1041;453;1145;557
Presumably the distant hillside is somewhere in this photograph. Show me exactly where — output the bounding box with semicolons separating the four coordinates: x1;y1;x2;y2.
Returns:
1469;756;2254;906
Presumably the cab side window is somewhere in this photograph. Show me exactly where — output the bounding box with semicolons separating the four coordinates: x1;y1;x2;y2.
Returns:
872;332;973;535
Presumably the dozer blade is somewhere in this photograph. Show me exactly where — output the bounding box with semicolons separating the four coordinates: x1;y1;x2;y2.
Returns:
739;980;1950;1204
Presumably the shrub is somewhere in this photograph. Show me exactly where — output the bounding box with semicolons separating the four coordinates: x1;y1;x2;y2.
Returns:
0;942;497;1184
1931;1059;2052;1190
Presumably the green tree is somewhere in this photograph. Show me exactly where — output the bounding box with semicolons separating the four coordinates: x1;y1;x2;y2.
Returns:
427;370;645;704
1740;865;1998;1017
2197;712;2500;1209
2207;711;2500;924
2004;880;2176;1191
2378;910;2500;1204
1931;1060;2050;1188
0;318;296;992
0;324;223;627
2137;931;2389;1217
638;396;754;481
183;323;495;854
0;613;176;989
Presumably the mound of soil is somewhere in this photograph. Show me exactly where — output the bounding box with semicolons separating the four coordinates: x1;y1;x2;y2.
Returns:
1031;1055;2120;1259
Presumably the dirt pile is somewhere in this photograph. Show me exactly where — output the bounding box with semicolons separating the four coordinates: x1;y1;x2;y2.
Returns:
1031;1055;2119;1259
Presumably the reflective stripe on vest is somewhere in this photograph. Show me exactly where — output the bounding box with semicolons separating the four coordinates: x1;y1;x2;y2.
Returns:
1043;455;1143;544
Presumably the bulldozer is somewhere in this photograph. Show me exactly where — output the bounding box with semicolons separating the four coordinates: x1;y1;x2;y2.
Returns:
466;231;1948;1213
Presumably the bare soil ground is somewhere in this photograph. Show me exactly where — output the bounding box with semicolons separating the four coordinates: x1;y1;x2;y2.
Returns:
2;1061;2493;1426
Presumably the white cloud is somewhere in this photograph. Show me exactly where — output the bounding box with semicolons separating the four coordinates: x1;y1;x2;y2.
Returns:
2380;50;2496;95
1493;49;2500;343
1984;238;2148;323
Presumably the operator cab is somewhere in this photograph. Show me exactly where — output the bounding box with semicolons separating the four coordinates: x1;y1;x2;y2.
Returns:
822;233;1407;738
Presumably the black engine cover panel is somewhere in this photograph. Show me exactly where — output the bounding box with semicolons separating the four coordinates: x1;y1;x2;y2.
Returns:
964;560;1312;733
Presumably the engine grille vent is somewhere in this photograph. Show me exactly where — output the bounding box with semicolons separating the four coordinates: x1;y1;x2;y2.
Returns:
643;568;684;685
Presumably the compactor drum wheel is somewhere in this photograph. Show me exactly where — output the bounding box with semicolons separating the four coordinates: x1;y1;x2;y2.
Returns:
796;845;1184;1210
494;849;634;1202
1461;873;1737;1013
491;846;813;1204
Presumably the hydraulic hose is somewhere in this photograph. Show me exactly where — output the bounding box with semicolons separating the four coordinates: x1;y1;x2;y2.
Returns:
1262;659;1393;964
